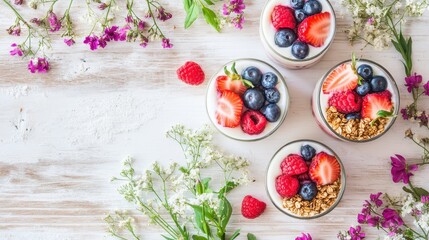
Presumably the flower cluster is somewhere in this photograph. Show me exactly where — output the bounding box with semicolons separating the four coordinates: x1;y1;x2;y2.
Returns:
401;74;429;128
222;0;245;29
106;125;251;240
295;233;312;240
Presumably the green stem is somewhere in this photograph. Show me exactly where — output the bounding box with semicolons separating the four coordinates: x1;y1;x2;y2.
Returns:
145;0;165;38
2;0;31;28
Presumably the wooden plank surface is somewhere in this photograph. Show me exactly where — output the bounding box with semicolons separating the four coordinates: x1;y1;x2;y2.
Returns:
1;0;429;239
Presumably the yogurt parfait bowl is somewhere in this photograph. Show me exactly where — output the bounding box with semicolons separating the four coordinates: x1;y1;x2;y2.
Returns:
266;139;346;219
206;58;289;141
259;0;336;69
312;57;400;142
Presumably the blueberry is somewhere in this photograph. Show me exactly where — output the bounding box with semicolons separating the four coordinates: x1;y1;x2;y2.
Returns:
357;64;373;80
261;72;278;89
291;0;305;9
294;9;307;23
300;145;316;161
242;66;262;86
291;41;309;59
356;80;371;96
370;75;388;92
346;112;361;120
260;104;281;122
275;28;297;48
264;88;280;103
299;181;318;201
303;0;322;16
243;88;265;110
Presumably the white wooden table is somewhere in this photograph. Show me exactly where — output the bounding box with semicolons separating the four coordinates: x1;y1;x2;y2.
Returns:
1;1;428;239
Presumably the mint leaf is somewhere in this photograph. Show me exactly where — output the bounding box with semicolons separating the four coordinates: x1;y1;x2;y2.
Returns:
377;109;394;118
230;230;240;240
184;3;199;29
242;79;254;88
247;233;257;240
201;6;221;32
231;62;238;74
204;0;214;5
183;0;192;13
224;66;231;77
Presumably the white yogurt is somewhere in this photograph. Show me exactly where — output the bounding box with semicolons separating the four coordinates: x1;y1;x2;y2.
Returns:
206;59;289;141
266;140;345;219
259;0;336;69
312;59;400;142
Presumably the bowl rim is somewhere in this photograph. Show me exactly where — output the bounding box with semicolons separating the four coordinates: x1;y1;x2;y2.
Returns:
205;58;290;142
265;139;347;219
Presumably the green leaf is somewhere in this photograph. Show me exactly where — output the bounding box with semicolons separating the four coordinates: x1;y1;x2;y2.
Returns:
204;0;214;5
183;0;192;13
231;62;238;74
414;187;429;198
184;3;199;29
201;177;212;193
219;198;232;229
224;66;231;77
377;109;394;118
403;186;414;194
218;181;238;197
161;234;175;240
247;233;257;240
230;229;240;240
201;6;221;32
192;205;211;235
192;236;208;240
189;204;216;221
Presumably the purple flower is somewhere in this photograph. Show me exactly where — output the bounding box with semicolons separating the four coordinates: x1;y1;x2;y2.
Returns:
232;15;245;29
83;35;99;50
140;36;149;48
162;38;173;48
370;192;383;207
98;3;108;10
157;7;172;21
48;12;61;32
98;36;107;48
30;18;43;26
367;17;374;25
125;15;133;23
405;73;422;93
64;38;75;46
118;26;131;41
8;25;21;36
381;208;403;230
400;108;409;120
367;216;380;227
295;233;312;240
421;195;429;204
28;58;49;73
138;20;145;31
391;154;418;184
10;43;23;56
424;81;429;96
419;111;428;127
223;0;245;15
103;26;120;41
349;226;365;240
14;0;23;5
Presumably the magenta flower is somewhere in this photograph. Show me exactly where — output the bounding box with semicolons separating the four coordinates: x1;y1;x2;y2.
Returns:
405;73;422;93
8;25;21;36
48;12;61;32
157;7;172;21
370;192;383;207
98;3;108;10
232;15;245;29
125;15;133;23
381;208;403;230
162;38;173;48
28;58;49;73
349;226;365;240
64;38;75;46
98;36;107;48
295;233;312;240
390;154;418;184
83;35;99;50
118;26;131;41
421;195;429;204
400;108;409;120
140;36;149;48
423;81;429;96
10;43;23;56
103;26;120;41
419;111;428;126
367;17;374;25
14;0;23;5
138;20;145;31
30;18;43;26
223;0;245;15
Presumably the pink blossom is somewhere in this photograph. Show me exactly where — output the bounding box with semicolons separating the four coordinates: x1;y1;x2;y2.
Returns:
381;208;403;230
30;18;43;26
349;226;365;240
10;43;23;56
157;7;172;21
423;81;429;96
14;0;23;5
8;25;21;36
83;35;99;50
98;36;107;48
161;38;172;48
103;26;120;41
125;15;133;23
390;154;418;184
405;73;422;93
28;58;49;73
118;26;131;41
138;20;145;31
295;233;312;240
48;12;61;32
140;36;149;48
98;3;108;10
64;38;75;46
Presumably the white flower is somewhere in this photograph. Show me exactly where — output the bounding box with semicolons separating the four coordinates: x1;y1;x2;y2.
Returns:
401;193;414;216
382;233;405;240
415;213;429;232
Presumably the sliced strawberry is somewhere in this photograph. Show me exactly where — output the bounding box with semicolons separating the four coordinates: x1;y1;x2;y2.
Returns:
216;75;247;95
298;12;331;47
361;91;393;120
322;63;358;94
309;152;341;186
216;91;243;128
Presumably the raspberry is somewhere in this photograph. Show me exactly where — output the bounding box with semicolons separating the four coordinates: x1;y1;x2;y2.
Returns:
271;5;296;30
240;110;267;135
328;90;363;114
176;61;205;85
275;174;299;198
241;195;266;219
297;172;311;183
280;154;308;176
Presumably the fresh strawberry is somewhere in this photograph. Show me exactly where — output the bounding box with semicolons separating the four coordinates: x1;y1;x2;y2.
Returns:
216;91;243;128
275;174;299;198
271;5;296;30
280;154;308;176
328;90;363;114
241;195;266;219
322;63;359;94
216;75;247;95
298;12;331;47
241;110;267;135
309;152;341;186
361;90;393;120
176;61;205;85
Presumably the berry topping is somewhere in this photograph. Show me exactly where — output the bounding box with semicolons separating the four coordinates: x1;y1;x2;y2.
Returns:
215;91;243;128
370;75;388;92
291;41;309;59
303;0;322;16
275;28;297;48
297;12;331;47
241;195;266;219
297;172;311;183
264;88;280;103
328;90;363;114
294;9;307;23
356;80;371;96
271;5;296;30
275;175;300;198
216;75;247;95
260;103;281;122
361;90;393;120
291;0;305;9
322;63;359;94
176;61;205;85
300;144;316;161
345;112;361;120
242;66;263;86
309;152;341;186
299;181;318;201
261;72;278;89
241;110;268;135
357;64;373;80
243;88;265;110
280;154;308;176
